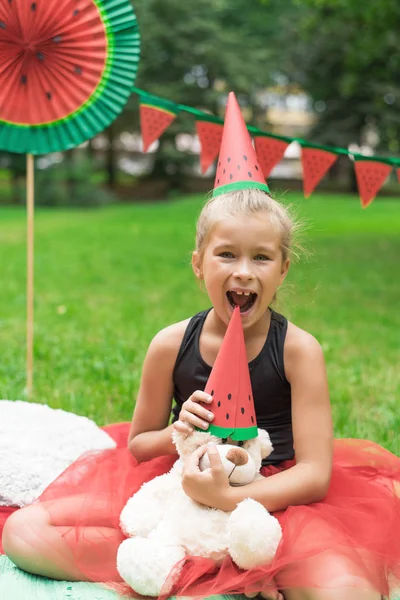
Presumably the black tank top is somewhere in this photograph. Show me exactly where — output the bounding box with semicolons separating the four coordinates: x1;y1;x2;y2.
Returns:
172;308;294;466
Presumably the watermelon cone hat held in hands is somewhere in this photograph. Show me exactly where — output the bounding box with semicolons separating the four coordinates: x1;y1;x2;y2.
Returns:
203;306;258;441
213;92;270;198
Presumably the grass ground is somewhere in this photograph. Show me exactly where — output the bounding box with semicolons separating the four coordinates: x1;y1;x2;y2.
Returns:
0;192;399;455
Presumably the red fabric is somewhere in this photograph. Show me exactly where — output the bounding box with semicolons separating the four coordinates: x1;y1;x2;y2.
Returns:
32;433;400;598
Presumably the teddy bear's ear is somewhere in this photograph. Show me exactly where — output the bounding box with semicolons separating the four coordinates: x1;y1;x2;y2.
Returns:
257;428;273;459
172;429;217;458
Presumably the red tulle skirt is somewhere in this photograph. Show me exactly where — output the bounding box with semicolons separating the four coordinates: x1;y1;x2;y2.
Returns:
34;428;400;598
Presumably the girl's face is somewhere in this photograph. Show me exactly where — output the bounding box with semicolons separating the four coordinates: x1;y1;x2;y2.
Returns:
192;214;290;330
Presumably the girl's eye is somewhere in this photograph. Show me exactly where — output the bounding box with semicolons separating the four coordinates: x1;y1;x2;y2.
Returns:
254;254;269;261
219;252;234;258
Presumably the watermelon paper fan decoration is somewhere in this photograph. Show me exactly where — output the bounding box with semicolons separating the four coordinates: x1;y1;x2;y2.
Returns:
202;306;258;441
0;0;140;154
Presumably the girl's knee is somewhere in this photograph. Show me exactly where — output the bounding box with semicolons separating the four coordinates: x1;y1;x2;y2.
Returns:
2;505;48;558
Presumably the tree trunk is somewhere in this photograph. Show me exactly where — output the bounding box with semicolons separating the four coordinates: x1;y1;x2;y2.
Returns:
64;149;75;195
11;170;20;205
349;161;358;194
106;125;117;190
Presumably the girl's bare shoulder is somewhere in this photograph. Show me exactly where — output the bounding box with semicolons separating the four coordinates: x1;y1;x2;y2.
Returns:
148;317;192;358
284;320;325;381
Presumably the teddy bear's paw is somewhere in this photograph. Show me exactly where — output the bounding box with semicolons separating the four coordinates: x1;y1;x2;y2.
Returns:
227;498;282;570
117;537;186;597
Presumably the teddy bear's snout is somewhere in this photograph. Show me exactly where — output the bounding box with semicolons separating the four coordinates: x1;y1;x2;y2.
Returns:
226;447;249;466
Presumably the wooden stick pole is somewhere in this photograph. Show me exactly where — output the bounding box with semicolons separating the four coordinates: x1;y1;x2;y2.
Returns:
26;153;34;396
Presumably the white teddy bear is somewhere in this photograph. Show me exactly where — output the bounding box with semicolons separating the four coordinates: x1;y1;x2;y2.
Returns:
117;428;282;597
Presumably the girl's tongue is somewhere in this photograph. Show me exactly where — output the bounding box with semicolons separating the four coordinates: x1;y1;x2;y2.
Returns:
227;291;257;313
230;291;249;307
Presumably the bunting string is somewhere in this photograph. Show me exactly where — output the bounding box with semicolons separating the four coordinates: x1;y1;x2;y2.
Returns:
131;86;399;207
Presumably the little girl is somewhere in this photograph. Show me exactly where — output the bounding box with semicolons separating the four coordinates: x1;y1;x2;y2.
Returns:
3;94;400;600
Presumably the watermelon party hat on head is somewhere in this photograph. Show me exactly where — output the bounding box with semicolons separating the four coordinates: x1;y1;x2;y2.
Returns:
204;306;258;441
213;92;270;198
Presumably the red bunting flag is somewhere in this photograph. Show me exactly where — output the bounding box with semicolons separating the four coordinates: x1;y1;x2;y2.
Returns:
195;119;224;174
254;136;290;178
139;97;178;152
301;146;338;198
354;159;392;208
396;168;400;185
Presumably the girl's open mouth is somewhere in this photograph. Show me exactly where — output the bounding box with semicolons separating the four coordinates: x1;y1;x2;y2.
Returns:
226;290;257;314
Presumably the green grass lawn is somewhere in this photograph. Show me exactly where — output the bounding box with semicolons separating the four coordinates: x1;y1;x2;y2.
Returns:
0;192;399;455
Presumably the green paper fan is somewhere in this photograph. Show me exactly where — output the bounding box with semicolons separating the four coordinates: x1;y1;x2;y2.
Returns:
0;0;140;154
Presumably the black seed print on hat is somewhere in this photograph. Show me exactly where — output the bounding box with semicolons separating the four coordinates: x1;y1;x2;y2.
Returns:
0;21;6;29
73;9;79;16
74;66;82;75
230;174;233;180
211;390;214;396
31;3;36;11
218;161;221;167
223;168;226;174
217;179;220;184
248;395;251;401
217;401;221;407
248;171;252;178
46;92;52;100
255;165;259;171
227;157;231;162
251;416;254;423
241;407;245;414
237;164;240;170
21;75;27;85
53;35;62;43
227;393;232;400
226;413;230;420
243;155;248;161
36;52;45;61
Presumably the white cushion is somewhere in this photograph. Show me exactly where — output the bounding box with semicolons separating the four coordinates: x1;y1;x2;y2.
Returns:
0;400;116;507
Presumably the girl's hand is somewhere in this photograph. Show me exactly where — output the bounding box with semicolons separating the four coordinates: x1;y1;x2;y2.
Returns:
181;444;231;509
173;390;214;435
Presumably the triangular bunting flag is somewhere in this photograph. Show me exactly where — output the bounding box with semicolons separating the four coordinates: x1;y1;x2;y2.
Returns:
139;96;178;152
396;167;400;185
195;118;224;174
354;159;392;208
202;307;258;441
301;146;338;198
213;92;269;197
254;135;290;178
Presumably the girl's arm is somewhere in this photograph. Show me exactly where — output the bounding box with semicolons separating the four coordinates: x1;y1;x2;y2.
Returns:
128;321;189;462
183;325;333;512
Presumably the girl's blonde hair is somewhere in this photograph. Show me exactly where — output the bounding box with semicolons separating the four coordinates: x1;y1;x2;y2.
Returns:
195;188;302;263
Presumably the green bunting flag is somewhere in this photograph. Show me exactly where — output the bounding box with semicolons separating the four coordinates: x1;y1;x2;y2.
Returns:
132;87;400;208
